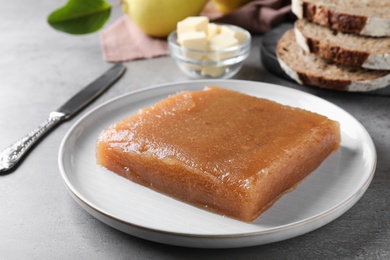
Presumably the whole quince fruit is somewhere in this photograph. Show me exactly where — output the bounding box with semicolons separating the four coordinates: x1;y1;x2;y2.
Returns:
211;0;252;14
123;0;209;37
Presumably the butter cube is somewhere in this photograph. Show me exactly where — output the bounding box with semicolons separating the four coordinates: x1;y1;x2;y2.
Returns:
175;17;248;78
177;16;209;40
179;31;208;60
220;25;247;44
207;23;221;40
209;33;239;50
179;31;208;49
201;65;226;77
208;33;239;61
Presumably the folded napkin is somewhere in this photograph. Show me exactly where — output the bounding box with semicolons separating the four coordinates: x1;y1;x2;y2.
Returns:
100;0;294;62
100;16;169;62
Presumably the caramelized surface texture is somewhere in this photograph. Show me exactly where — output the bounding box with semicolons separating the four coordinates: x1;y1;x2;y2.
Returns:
96;86;340;222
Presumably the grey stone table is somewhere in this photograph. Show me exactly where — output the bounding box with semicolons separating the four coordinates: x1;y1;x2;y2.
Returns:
1;1;389;259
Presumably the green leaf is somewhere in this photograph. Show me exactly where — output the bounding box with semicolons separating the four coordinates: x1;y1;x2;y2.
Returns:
48;0;111;35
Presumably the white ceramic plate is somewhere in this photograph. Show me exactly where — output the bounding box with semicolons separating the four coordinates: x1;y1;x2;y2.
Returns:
58;80;376;248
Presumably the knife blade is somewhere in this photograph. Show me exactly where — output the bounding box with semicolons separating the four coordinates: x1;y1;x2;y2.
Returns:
0;63;126;173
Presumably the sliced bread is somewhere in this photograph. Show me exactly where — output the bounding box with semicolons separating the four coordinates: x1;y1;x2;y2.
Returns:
276;29;390;92
292;0;390;37
294;19;390;70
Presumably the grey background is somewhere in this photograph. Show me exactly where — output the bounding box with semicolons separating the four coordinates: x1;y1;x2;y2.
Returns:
1;1;389;259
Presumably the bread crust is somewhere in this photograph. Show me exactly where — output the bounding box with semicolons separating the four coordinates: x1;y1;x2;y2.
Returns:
296;72;351;91
276;29;390;92
294;20;390;70
304;34;369;68
303;2;368;36
292;0;390;37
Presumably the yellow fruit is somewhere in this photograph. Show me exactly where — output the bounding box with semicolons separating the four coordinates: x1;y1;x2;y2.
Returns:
211;0;252;14
122;0;209;38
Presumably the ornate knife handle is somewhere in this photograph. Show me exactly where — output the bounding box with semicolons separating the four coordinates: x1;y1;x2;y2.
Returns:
0;111;66;173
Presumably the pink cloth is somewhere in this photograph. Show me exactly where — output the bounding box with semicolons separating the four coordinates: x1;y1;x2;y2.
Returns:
100;0;294;63
100;16;169;62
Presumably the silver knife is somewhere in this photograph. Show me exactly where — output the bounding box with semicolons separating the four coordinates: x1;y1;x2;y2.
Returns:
0;63;126;173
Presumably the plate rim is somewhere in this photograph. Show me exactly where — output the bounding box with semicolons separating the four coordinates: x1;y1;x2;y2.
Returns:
58;79;377;246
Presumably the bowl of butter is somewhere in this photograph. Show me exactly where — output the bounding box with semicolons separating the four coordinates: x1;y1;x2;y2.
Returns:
168;16;251;79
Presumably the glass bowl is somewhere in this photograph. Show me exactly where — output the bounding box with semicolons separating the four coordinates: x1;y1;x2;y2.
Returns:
168;24;251;79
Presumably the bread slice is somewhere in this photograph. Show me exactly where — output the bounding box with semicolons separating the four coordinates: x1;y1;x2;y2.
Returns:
292;0;390;37
294;19;390;70
277;29;390;91
96;86;340;223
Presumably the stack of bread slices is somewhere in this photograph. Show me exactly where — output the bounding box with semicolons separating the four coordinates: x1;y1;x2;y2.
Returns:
276;0;390;92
